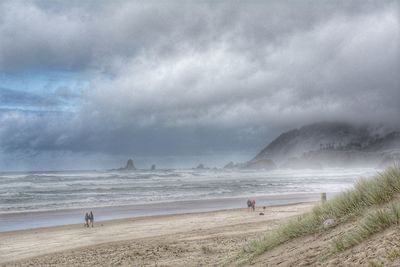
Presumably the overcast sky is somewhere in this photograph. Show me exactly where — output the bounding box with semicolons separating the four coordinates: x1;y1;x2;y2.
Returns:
0;0;399;171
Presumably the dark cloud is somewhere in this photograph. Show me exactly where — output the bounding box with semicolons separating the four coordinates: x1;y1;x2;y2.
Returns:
0;0;399;170
0;0;395;72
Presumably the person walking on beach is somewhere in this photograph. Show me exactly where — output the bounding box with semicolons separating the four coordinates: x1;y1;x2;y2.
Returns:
247;199;252;209
89;211;94;227
84;212;89;227
251;200;256;211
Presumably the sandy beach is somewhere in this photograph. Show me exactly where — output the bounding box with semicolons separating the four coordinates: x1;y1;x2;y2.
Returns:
0;202;314;266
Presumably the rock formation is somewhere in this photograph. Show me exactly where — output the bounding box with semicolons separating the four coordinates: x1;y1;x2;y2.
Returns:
196;164;205;169
118;159;136;171
224;161;236;169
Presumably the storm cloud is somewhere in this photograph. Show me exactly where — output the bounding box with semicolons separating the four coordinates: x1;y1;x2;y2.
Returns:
0;0;399;170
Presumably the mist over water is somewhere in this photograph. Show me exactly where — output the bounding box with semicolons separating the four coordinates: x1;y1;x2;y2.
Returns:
0;168;378;214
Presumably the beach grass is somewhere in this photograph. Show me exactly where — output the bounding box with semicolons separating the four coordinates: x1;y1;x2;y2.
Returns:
333;202;400;252
387;248;400;262
238;166;400;262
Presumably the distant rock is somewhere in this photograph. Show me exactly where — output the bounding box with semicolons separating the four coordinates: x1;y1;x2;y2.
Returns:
125;159;136;170
224;161;236;169
196;164;205;170
118;159;136;171
151;164;156;170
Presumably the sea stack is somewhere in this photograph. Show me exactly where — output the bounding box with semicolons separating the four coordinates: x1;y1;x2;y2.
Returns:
126;159;135;169
224;161;236;169
119;159;136;171
196;164;205;169
151;164;156;170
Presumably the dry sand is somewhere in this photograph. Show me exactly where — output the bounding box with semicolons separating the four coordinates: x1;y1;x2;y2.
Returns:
0;202;314;266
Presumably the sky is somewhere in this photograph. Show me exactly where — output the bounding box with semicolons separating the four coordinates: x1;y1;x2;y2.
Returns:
0;0;399;171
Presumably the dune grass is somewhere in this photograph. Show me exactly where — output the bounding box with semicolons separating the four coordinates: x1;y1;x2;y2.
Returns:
387;248;400;262
333;202;400;252
240;166;400;260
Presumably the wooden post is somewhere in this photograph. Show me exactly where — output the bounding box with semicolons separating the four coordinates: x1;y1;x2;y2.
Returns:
321;192;327;203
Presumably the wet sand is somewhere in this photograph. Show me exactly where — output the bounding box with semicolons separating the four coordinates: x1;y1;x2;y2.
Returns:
0;202;315;266
0;192;324;232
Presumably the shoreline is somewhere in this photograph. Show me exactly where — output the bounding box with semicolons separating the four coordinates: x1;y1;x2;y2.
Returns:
0;201;316;235
0;201;316;265
0;192;331;232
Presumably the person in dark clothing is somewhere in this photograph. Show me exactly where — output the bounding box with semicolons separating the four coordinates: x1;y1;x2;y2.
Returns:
247;199;252;209
84;212;89;227
89;211;94;227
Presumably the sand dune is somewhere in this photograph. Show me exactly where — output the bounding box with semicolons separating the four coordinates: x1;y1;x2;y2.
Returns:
247;218;400;267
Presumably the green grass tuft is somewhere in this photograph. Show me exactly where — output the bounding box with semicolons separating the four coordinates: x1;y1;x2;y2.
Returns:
387;248;400;261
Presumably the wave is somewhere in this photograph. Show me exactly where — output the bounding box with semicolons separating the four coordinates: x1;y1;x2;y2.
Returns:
0;168;376;213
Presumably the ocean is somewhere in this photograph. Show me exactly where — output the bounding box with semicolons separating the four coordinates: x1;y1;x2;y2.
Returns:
0;168;377;231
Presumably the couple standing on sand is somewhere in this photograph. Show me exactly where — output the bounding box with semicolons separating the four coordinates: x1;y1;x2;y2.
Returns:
247;199;256;211
84;211;94;227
